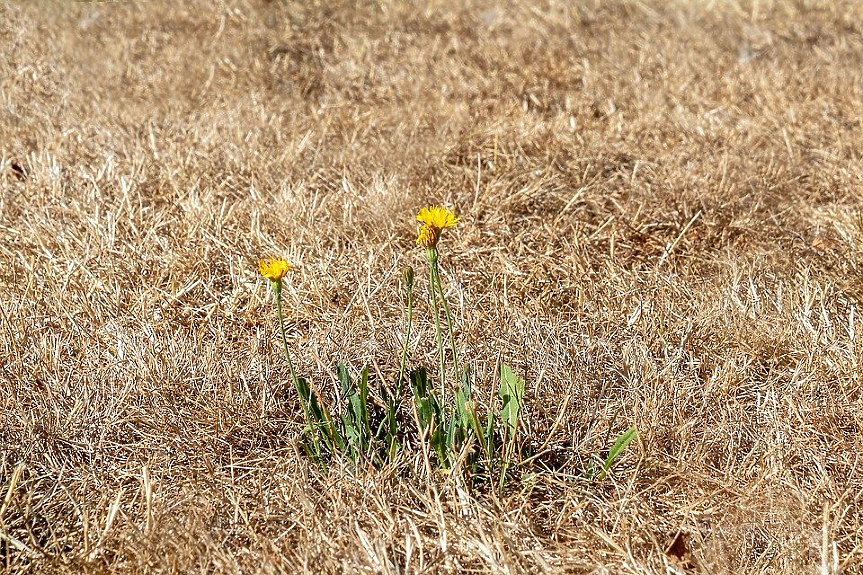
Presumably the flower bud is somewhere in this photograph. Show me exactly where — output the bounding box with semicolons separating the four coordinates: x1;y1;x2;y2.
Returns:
402;266;414;289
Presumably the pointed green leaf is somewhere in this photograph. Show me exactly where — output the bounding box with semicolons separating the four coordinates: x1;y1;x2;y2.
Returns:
498;364;525;441
598;427;637;480
359;366;370;435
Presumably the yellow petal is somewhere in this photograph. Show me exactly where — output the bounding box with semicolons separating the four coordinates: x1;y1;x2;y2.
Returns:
417;205;459;229
259;258;290;281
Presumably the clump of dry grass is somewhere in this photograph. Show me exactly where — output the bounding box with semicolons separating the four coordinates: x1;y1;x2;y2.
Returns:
3;0;863;572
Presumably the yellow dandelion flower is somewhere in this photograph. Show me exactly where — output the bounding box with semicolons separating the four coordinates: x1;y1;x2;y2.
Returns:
416;224;439;248
417;206;459;230
259;258;290;282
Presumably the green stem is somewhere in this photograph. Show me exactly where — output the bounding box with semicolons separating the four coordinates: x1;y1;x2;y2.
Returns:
426;249;447;406
273;280;325;466
397;283;413;402
431;256;459;382
274;281;298;389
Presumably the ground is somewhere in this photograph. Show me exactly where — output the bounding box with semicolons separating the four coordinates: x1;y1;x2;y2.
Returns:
2;0;863;573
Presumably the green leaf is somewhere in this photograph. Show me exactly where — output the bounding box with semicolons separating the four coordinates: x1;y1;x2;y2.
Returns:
598;427;637;480
337;364;360;424
455;388;470;430
498;364;525;443
446;414;457;452
336;363;373;459
320;401;343;453
358;366;370;435
416;397;433;430
295;376;312;412
296;376;342;454
431;423;447;465
455;368;473;429
377;384;395;444
466;402;486;460
485;410;495;455
340;414;360;459
410;367;443;431
409;367;429;398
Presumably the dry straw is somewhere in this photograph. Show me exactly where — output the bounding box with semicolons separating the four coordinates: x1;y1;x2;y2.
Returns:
3;0;863;572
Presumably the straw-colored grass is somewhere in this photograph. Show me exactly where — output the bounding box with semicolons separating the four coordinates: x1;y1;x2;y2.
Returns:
3;0;863;572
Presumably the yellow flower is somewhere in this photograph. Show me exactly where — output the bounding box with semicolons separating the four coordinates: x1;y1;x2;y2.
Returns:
417;206;459;230
259;258;290;282
416;224;439;248
416;205;458;248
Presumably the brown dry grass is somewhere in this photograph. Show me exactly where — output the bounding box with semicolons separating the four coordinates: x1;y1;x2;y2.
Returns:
2;0;863;572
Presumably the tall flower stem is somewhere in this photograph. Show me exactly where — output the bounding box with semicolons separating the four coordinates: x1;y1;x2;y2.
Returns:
397;270;414;402
426;249;447;405
274;281;299;390
430;256;459;382
274;280;324;460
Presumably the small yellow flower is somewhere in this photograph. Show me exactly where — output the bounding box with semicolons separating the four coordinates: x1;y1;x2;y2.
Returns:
416;206;458;248
259;258;290;282
416;224;439;248
417;206;459;230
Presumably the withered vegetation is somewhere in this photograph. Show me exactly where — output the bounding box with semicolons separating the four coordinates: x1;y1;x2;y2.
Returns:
2;0;863;573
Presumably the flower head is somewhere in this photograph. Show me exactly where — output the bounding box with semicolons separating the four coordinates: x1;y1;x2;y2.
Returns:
417;206;459;230
259;258;290;283
416;205;458;248
416;224;439;248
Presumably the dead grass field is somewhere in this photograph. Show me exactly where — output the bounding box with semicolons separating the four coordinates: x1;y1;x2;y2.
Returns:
2;0;863;572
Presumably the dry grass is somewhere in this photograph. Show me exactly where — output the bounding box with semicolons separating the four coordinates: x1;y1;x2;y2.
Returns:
2;0;863;572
